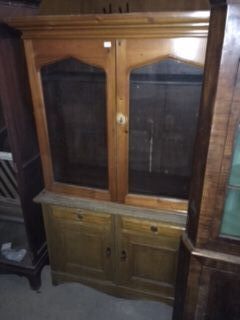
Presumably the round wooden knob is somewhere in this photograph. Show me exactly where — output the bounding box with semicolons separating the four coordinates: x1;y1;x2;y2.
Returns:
150;225;158;233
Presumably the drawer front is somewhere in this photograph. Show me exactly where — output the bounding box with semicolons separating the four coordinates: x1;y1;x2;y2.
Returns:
121;216;184;238
51;205;111;227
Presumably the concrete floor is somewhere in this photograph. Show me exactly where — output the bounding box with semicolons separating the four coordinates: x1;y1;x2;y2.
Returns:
0;266;173;320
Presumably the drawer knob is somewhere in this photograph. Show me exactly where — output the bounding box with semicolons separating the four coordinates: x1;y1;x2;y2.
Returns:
150;225;158;233
76;213;83;220
106;247;111;257
120;250;127;261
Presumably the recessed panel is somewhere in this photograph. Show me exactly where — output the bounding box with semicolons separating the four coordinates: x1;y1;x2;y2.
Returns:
133;244;176;284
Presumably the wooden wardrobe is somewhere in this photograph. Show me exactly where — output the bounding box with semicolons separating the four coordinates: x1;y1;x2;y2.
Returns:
173;1;240;319
0;0;47;289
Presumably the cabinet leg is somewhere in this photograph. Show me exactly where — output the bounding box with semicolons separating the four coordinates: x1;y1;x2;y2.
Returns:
51;273;59;286
28;273;42;291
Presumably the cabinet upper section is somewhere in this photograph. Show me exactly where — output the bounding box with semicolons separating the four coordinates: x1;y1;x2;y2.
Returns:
7;13;209;213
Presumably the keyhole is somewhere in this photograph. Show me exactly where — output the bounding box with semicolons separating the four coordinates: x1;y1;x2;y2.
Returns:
117;113;126;125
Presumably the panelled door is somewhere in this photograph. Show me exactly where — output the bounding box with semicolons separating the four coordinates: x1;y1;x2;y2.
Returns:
115;215;184;303
43;205;115;282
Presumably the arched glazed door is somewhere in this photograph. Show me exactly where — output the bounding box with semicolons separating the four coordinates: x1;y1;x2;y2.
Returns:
115;38;206;211
28;39;117;201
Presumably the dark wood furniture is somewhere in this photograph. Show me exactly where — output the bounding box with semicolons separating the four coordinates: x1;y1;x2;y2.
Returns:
0;2;47;289
39;0;209;14
173;0;240;319
7;12;209;303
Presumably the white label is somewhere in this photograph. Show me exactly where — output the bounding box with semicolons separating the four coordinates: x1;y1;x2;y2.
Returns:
104;41;112;48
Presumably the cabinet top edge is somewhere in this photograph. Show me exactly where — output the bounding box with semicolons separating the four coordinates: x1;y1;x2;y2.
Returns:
6;11;210;33
35;190;187;226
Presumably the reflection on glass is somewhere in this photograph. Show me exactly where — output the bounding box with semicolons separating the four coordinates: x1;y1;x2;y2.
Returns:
229;127;240;187
221;125;240;238
129;59;203;199
41;58;108;189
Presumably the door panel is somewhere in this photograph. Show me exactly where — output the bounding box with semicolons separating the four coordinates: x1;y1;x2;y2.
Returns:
116;216;184;302
44;205;115;282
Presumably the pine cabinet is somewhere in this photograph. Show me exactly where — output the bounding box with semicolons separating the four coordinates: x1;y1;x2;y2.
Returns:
7;12;209;303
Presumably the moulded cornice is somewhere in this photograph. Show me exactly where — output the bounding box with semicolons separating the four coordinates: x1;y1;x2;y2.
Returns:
6;11;210;39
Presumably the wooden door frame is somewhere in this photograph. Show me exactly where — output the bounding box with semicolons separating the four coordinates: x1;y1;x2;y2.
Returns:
116;37;207;212
24;38;117;201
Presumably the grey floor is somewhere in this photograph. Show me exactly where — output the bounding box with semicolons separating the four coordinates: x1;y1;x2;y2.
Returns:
0;266;172;320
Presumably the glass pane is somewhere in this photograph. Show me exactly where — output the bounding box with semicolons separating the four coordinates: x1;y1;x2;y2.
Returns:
221;125;240;238
221;188;240;238
129;59;203;199
41;58;108;189
229;125;240;187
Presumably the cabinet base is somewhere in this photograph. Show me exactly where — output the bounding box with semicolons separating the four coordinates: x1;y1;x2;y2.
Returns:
51;270;174;305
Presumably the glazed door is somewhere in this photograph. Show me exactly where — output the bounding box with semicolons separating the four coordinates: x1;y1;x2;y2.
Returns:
25;39;117;201
116;38;206;211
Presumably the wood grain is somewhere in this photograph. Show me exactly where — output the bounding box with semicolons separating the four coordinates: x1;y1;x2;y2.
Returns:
6;12;210;39
174;3;240;318
187;3;240;256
